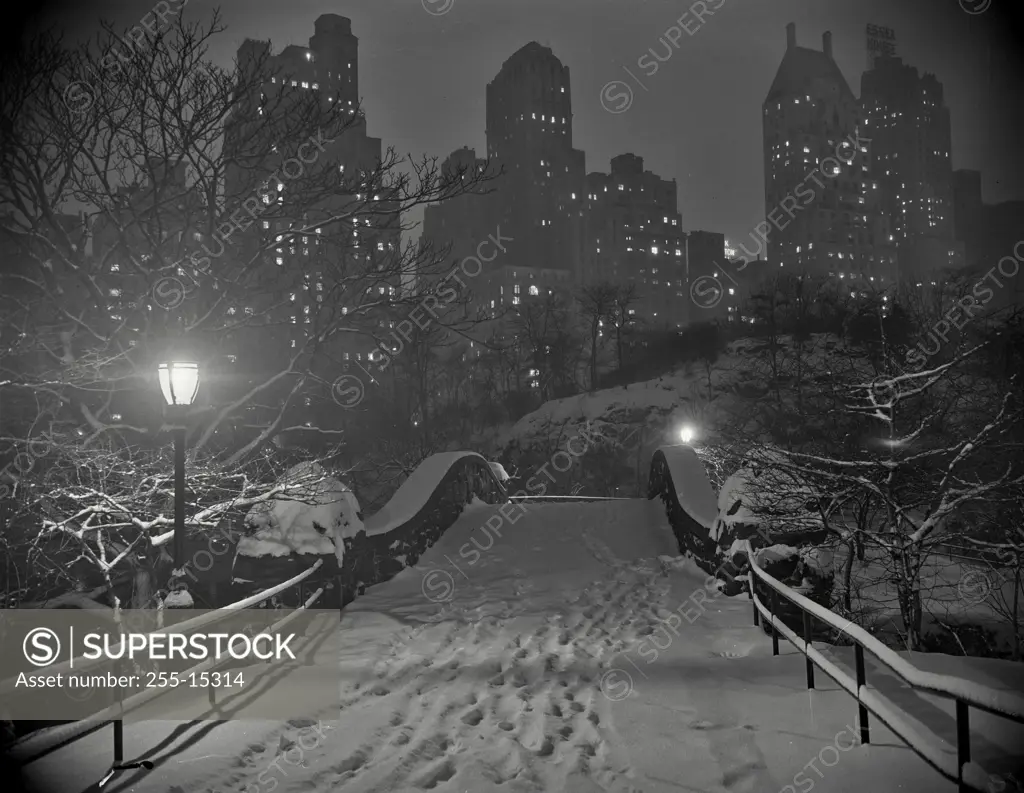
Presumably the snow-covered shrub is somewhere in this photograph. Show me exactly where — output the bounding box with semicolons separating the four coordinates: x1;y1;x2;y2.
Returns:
710;447;825;546
237;462;363;568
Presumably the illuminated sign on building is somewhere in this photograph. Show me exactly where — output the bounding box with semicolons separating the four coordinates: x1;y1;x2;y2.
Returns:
724;240;737;260
866;24;897;67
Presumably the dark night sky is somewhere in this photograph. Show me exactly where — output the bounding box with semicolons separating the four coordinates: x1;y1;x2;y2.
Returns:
20;0;1024;248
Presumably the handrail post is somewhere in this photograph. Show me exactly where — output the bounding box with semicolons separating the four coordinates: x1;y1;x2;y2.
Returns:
112;714;123;767
749;573;759;628
802;610;814;689
956;700;970;793
770;588;779;656
854;644;870;744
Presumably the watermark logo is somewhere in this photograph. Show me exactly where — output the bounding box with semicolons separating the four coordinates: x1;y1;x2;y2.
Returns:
23;628;61;667
904;239;1022;373
868;375;900;404
599;0;726;113
59;0;190;116
958;569;994;606
379;226;511;371
732;133;870;265
600;80;633;114
422;0;455;15
599;668;633;701
63;82;96;115
960;0;992;14
421;570;455;603
331;374;364;408
153;275;187;309
690;275;724;309
419;421;612;603
778;724;862;792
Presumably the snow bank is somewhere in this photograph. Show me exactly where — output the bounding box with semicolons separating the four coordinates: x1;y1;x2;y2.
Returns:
363;452;490;536
658;444;718;529
237;462;363;561
488;461;511;482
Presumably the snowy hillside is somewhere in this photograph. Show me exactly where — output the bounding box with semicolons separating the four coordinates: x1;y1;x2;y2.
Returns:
496;335;848;451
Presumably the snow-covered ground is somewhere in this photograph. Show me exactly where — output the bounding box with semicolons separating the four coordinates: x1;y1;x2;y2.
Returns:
13;499;1022;792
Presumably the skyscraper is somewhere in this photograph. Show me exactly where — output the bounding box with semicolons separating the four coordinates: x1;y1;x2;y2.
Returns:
223;14;400;377
861;54;963;282
485;42;586;296
762;24;896;290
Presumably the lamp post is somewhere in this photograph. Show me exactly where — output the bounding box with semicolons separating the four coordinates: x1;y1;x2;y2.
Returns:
158;361;200;583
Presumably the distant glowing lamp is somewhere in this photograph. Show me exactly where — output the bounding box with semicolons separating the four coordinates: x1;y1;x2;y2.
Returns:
679;425;696;444
158;361;200;406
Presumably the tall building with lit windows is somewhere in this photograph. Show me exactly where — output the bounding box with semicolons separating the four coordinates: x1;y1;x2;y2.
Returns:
762;23;896;289
483;42;586;307
224;14;400;389
583;154;687;329
861;55;963;282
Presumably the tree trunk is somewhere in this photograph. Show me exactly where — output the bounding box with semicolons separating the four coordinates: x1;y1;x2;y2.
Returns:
843;537;855;612
1013;559;1021;662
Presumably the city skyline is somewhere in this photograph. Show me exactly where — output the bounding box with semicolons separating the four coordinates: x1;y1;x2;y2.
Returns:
26;0;1024;250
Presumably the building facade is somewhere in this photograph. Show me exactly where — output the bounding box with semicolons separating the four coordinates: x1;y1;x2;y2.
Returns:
761;23;896;291
583;154;687;329
861;55;963;282
485;42;586;289
223;14;401;395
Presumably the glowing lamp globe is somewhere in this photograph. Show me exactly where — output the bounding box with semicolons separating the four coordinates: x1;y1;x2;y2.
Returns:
158;361;200;406
679;425;695;444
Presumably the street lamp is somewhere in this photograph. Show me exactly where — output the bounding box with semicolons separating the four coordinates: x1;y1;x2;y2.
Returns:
158;361;199;583
679;424;696;444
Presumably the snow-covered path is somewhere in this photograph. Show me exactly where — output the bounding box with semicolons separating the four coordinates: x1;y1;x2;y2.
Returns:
13;498;1020;792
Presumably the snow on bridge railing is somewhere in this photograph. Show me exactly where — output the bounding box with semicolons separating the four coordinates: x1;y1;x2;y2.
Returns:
507;495;633;501
739;538;1024;793
3;559;327;788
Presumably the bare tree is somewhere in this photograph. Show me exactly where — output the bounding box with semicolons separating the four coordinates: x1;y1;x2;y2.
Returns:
0;18;497;605
608;283;639;373
576;282;618;391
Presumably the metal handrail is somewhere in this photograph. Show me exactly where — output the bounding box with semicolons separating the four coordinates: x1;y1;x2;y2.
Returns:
741;538;1023;793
